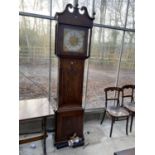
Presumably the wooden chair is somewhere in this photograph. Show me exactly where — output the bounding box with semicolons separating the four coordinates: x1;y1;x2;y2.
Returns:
100;87;130;137
121;84;135;132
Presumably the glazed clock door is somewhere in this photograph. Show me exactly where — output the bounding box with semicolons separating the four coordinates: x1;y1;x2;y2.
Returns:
56;24;89;58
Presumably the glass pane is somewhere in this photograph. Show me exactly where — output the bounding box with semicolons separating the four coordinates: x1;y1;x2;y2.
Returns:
126;0;135;29
117;32;135;86
19;0;50;15
19;16;50;100
50;21;58;108
50;57;58;108
82;59;89;108
94;0;127;27
84;27;123;109
52;0;74;17
78;0;93;17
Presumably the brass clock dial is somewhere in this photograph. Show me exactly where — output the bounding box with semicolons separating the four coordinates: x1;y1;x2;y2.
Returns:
63;28;85;53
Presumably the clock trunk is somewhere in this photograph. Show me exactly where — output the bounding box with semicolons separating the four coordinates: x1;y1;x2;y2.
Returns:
58;58;84;108
55;58;85;144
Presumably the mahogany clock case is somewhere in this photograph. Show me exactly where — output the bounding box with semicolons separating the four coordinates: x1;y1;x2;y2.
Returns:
54;3;95;146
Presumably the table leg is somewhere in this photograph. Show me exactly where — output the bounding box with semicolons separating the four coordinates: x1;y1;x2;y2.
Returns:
42;117;47;155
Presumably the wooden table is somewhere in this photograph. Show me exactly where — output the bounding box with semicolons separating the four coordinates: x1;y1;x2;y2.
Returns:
114;148;135;155
19;98;54;155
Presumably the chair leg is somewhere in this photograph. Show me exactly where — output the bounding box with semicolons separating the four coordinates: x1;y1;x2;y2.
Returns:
110;117;115;137
130;113;134;132
126;116;129;135
100;110;106;124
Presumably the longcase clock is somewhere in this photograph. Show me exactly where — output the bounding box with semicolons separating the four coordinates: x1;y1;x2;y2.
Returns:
55;3;95;146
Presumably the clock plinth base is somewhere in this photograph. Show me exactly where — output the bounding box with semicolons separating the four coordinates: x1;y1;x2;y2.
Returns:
55;107;84;145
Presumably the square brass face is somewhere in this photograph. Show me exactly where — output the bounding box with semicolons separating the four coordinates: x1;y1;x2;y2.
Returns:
55;24;89;58
63;28;85;53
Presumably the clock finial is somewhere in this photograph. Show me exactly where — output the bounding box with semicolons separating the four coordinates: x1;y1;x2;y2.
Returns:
75;3;78;8
74;0;78;7
92;11;96;18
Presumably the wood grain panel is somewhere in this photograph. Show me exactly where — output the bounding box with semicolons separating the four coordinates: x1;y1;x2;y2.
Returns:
58;58;84;108
55;108;84;143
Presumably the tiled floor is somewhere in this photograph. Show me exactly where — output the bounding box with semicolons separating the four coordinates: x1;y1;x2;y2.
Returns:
19;118;135;155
